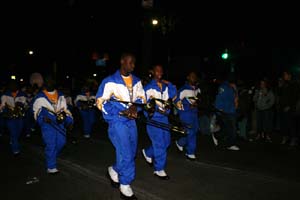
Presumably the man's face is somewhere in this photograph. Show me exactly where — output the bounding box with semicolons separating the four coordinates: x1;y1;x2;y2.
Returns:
260;80;266;88
283;72;291;81
45;79;56;92
121;56;135;74
153;65;163;80
187;72;198;86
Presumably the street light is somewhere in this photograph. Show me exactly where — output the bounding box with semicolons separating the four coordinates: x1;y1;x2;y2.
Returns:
28;50;34;55
152;19;158;26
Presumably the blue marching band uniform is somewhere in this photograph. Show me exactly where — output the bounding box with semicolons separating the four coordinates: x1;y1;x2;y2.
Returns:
32;89;73;173
74;88;96;138
0;90;27;155
96;69;146;199
175;83;201;160
142;79;177;179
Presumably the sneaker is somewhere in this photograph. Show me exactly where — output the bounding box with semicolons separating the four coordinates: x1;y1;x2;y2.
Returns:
13;151;21;157
120;184;137;199
154;170;170;180
83;134;90;138
281;137;288;145
108;166;119;183
175;141;183;152
211;133;218;146
142;149;152;164
227;145;240;151
265;135;272;143
185;154;196;161
47;168;59;174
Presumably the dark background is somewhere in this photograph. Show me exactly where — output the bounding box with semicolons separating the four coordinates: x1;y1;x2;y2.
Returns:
1;0;300;86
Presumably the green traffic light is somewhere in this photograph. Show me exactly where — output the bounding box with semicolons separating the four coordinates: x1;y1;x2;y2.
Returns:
221;52;229;60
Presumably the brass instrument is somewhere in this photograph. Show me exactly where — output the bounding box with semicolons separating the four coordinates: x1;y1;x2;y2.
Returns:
145;118;187;135
42;107;67;124
4;103;27;119
78;99;96;110
56;110;67;124
111;99;188;135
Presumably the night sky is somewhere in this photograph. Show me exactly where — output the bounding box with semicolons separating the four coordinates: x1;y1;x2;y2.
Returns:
1;1;300;84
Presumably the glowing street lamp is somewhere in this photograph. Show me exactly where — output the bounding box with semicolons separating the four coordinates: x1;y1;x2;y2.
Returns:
152;19;158;26
28;50;34;55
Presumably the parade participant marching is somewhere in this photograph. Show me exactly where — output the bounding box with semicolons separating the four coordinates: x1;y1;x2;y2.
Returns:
74;85;96;139
96;53;145;200
0;80;27;155
175;71;201;161
141;64;178;180
32;76;73;174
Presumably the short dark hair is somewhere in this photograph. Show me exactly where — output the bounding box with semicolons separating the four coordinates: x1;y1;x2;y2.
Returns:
121;52;135;61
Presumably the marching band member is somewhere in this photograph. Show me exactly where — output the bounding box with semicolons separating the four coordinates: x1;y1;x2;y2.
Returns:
96;53;145;200
32;76;73;174
0;80;27;155
141;64;177;180
175;72;200;161
74;85;96;138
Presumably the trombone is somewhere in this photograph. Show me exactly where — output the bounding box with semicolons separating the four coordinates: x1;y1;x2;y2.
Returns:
110;98;189;135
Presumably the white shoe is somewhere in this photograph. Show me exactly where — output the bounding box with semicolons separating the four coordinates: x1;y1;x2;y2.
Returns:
83;134;90;138
142;149;152;164
47;168;59;174
120;184;134;197
154;170;170;180
227;145;240;151
175;141;183;152
281;137;288;145
211;133;218;146
185;154;196;160
154;170;167;177
108;166;119;183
